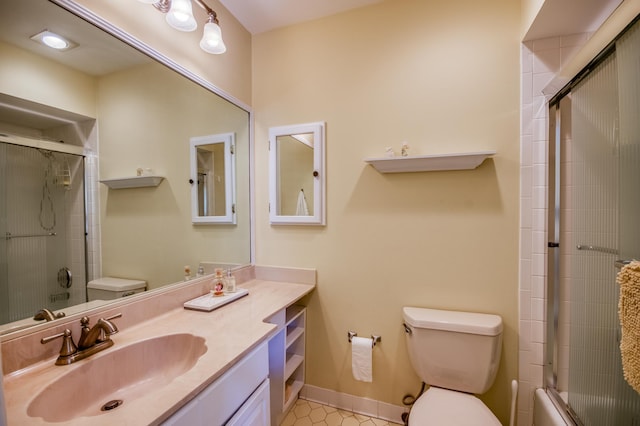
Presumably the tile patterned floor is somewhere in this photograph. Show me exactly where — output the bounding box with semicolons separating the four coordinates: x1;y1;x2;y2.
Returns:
280;398;404;426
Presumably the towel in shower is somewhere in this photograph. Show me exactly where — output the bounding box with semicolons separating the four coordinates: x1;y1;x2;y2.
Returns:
616;260;640;394
296;189;309;215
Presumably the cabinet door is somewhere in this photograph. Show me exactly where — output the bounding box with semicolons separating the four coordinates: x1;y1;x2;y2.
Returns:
226;379;270;426
162;396;202;426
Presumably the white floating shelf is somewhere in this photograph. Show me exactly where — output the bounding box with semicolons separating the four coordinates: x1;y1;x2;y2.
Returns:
100;175;164;189
364;151;496;173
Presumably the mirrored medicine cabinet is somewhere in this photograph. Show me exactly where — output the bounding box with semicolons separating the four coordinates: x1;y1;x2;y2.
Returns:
269;122;325;225
190;133;236;224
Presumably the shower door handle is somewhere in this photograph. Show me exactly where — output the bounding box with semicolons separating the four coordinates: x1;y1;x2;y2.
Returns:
58;267;72;288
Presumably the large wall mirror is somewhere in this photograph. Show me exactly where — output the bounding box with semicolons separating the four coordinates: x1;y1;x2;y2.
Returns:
269;122;325;225
0;0;251;335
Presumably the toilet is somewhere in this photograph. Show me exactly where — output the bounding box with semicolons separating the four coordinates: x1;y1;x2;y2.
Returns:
87;277;146;301
403;306;503;425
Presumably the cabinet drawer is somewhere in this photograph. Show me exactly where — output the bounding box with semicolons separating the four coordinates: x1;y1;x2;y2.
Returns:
199;341;269;424
163;341;269;426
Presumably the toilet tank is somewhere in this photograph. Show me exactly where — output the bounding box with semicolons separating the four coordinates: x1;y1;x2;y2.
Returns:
403;307;503;394
87;277;146;301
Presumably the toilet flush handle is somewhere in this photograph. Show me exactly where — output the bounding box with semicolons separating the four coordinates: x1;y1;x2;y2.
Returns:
403;323;412;335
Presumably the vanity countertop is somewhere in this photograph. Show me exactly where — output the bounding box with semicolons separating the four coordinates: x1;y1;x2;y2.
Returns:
3;277;314;425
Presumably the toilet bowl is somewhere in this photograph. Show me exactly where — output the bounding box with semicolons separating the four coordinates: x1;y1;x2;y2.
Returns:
403;307;503;425
409;387;501;425
87;277;146;301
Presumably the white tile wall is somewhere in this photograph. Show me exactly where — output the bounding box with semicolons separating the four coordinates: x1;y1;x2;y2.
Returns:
518;34;590;426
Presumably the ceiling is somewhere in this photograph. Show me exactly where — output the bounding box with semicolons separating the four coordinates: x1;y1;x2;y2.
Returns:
225;0;625;38
218;0;385;34
523;0;623;40
0;0;150;76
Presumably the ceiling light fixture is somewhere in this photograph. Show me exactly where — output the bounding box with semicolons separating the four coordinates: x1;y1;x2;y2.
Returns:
138;0;226;54
30;30;77;51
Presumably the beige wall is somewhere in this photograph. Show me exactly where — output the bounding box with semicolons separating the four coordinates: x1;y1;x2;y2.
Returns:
253;0;520;423
0;41;96;118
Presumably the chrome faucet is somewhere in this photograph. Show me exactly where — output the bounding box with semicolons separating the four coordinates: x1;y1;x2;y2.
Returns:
41;313;122;365
33;308;65;322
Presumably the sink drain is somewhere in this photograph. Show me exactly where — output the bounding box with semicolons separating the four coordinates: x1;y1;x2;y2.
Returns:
101;399;124;411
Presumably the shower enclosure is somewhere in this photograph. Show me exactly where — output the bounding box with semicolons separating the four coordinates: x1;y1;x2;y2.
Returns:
545;17;640;425
0;142;86;325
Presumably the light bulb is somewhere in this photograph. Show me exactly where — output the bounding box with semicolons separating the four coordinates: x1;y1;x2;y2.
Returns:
42;34;69;49
30;30;76;51
199;21;226;54
166;0;197;32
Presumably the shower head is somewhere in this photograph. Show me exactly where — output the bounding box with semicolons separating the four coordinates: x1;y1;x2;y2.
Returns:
37;148;54;159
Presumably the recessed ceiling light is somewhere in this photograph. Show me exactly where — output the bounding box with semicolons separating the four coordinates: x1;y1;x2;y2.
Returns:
30;30;77;51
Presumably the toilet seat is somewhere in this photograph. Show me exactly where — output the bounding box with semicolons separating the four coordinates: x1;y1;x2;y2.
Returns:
409;387;501;426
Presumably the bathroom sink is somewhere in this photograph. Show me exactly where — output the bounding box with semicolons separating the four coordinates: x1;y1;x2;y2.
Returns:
27;333;207;422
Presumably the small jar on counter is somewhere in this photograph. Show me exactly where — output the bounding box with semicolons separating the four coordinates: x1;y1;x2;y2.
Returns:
225;269;236;293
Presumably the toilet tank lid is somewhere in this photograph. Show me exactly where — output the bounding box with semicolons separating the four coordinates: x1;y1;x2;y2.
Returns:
87;277;146;291
403;307;502;336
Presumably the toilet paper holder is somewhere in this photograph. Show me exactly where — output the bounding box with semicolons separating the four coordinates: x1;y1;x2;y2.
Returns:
348;331;381;347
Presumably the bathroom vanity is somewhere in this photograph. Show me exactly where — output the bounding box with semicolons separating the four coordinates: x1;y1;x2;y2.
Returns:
1;266;315;425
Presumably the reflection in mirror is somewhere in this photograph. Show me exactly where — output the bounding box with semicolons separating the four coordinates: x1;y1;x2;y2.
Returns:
0;0;251;335
190;133;236;224
277;134;314;216
269;122;325;225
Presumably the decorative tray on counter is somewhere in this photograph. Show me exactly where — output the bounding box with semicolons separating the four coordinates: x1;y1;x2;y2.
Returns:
183;288;249;312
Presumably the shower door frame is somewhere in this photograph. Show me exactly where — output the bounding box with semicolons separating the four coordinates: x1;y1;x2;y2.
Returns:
0;137;89;323
546;98;582;426
544;15;640;425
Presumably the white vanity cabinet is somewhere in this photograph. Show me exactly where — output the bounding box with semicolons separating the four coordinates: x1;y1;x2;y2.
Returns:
226;379;271;426
163;341;270;426
267;305;306;425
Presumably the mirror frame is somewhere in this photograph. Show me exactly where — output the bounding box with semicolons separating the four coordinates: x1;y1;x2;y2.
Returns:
0;0;255;337
190;133;236;224
269;122;326;225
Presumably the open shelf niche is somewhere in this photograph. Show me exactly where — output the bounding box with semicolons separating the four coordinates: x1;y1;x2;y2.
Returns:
267;305;306;425
364;150;496;173
99;175;164;189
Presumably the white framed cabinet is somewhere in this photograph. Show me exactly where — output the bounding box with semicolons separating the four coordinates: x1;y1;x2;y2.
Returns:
267;305;306;425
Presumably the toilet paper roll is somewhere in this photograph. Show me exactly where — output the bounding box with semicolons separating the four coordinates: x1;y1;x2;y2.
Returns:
351;336;373;382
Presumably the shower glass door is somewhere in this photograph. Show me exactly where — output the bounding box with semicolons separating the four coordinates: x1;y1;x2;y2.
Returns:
611;18;640;424
0;142;86;324
568;51;625;426
549;17;640;426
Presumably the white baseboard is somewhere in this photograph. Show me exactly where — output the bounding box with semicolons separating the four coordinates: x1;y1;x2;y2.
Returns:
300;384;407;424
